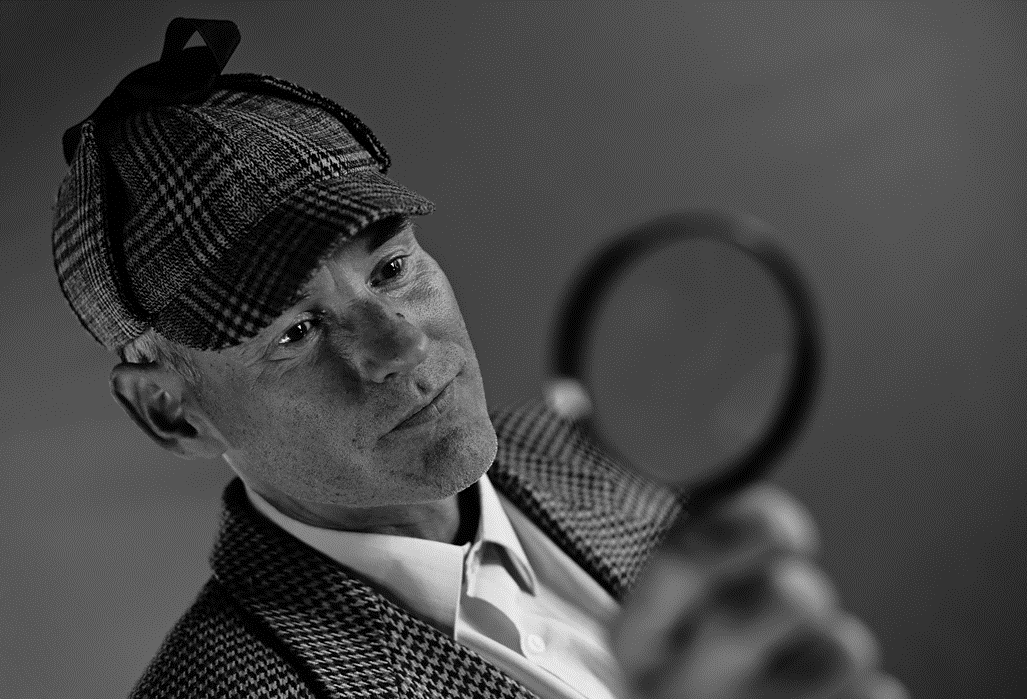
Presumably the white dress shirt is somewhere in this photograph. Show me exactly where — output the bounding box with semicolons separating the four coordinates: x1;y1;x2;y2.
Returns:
245;474;629;699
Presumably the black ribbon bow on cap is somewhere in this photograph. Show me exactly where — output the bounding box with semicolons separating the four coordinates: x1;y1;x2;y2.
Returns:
62;18;241;165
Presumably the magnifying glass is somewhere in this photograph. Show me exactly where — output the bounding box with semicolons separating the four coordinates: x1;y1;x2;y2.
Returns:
545;210;823;517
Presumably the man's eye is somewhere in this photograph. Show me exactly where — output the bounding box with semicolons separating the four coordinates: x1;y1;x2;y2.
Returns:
375;256;408;285
278;318;318;346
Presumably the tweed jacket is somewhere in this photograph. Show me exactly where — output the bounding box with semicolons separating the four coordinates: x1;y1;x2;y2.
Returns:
129;398;685;698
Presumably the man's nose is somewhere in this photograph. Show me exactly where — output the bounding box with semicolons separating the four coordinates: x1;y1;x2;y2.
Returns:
352;304;429;383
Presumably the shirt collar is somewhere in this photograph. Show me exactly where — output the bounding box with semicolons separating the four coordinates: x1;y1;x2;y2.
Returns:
475;473;538;594
245;480;464;631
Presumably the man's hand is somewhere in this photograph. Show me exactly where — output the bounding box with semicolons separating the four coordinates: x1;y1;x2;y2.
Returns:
610;483;909;699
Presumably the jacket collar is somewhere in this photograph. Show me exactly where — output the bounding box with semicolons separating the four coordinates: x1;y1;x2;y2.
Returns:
487;398;684;599
209;399;683;698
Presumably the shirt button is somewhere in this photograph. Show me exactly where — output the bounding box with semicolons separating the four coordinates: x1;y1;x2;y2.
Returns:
526;634;546;654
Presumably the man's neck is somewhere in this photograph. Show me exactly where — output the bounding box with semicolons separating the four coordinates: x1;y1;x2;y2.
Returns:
248;479;481;545
450;481;481;546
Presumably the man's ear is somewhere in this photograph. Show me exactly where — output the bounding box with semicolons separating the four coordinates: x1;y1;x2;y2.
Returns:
110;362;229;460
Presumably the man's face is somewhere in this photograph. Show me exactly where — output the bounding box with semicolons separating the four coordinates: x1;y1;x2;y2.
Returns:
187;216;498;508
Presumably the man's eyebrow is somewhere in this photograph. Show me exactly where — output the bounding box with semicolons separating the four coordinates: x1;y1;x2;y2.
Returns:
363;215;416;254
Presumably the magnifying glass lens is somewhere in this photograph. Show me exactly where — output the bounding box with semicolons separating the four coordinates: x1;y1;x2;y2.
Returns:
586;237;794;487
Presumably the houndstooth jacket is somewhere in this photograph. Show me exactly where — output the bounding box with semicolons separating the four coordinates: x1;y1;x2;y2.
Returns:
129;398;685;698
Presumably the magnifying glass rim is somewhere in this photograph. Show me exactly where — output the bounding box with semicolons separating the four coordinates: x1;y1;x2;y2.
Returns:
548;209;822;513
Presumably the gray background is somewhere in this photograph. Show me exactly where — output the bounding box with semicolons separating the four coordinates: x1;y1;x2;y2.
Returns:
2;2;1025;697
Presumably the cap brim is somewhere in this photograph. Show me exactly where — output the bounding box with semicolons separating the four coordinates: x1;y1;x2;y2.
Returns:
153;169;435;350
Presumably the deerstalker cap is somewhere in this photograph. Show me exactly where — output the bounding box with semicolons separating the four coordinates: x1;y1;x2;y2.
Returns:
52;18;435;351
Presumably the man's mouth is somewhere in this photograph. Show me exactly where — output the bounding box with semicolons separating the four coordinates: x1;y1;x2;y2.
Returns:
391;376;458;432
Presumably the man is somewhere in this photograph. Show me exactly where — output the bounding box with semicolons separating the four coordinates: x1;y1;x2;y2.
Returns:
53;18;907;699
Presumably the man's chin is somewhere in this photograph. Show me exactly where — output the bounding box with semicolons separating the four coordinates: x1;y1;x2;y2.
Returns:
415;418;497;494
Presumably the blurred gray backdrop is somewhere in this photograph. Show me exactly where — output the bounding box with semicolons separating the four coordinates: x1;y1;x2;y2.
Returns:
2;2;1024;697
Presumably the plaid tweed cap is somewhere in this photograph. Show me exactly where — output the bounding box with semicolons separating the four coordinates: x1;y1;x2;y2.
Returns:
52;18;435;351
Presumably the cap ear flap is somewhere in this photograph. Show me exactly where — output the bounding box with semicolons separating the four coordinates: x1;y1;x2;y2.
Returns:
52;119;148;350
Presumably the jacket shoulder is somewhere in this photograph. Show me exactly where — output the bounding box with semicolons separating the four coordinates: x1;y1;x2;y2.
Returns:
129;578;316;699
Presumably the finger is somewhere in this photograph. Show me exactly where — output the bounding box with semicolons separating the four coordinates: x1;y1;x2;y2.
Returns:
854;674;910;699
674;482;821;563
687;495;830;625
834;614;883;680
616;523;834;686
755;613;883;699
630;483;823;641
637;558;840;699
612;553;709;677
719;555;839;625
822;674;910;699
616;484;827;694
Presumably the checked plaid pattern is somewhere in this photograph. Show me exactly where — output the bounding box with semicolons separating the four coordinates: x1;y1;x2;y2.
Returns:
53;72;434;351
129;398;685;698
